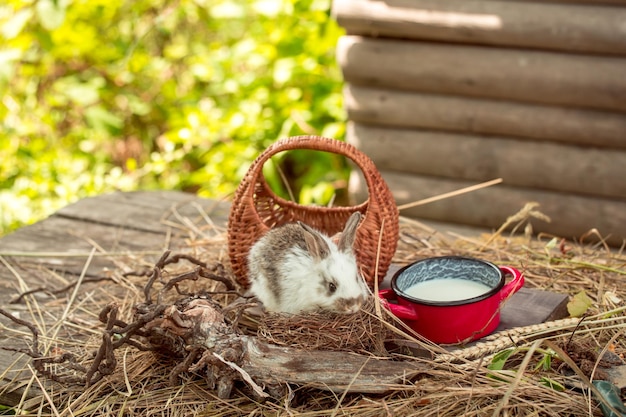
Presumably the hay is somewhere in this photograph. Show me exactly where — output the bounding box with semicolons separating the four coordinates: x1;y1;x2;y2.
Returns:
1;203;625;416
257;299;389;356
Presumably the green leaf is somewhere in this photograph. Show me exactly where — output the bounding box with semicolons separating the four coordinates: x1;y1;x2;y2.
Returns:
567;291;593;317
488;348;515;371
540;377;565;392
0;403;18;414
593;380;626;417
535;350;554;371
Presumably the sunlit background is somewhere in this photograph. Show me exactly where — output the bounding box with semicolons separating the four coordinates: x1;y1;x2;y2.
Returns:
0;0;348;235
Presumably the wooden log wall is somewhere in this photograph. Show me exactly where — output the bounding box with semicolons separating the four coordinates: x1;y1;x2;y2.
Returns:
347;123;625;199
337;36;626;113
332;0;626;245
344;85;626;149
333;0;626;55
349;168;626;244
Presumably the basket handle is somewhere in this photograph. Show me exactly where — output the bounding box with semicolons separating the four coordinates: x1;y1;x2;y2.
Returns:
240;135;386;208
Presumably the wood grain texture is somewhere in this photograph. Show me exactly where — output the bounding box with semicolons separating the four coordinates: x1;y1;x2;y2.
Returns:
350;170;626;247
497;288;569;331
0;191;230;276
333;0;626;55
337;35;626;112
347;122;626;199
56;190;230;234
243;338;423;393
344;85;626;149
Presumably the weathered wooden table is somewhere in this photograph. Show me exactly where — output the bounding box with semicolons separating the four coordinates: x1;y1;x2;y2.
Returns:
0;191;231;406
0;191;570;407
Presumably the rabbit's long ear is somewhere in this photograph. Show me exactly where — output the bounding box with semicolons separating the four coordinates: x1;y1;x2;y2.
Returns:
298;222;331;261
338;212;361;253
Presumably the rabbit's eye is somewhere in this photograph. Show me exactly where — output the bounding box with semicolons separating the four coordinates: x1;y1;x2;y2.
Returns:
328;282;337;294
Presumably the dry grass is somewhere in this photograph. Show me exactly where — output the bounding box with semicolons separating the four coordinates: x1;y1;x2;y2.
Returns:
0;203;624;417
257;299;390;356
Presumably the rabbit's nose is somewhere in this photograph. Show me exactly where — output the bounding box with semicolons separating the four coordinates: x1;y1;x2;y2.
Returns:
337;295;366;314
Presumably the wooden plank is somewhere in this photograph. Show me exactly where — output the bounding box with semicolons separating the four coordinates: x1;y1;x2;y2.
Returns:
350;170;626;247
0;216;166;276
337;35;626;112
497;287;569;331
56;190;230;234
0;191;231;287
0;191;230;276
344;85;626;149
0;191;231;407
333;0;626;55
346;122;626;199
242;338;423;394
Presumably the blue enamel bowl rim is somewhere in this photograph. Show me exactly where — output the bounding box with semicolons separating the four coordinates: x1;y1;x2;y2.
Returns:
391;256;505;307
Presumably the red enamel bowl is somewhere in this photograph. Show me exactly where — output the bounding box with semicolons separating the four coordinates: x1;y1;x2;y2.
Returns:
379;256;524;344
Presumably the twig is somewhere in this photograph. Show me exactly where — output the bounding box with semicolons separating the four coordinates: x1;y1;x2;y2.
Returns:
160;268;202;301
169;347;202;386
198;268;236;291
397;178;502;210
11;277;115;304
479;202;550;251
0;308;87;384
0;308;40;356
143;250;170;303
212;352;269;398
86;303;119;386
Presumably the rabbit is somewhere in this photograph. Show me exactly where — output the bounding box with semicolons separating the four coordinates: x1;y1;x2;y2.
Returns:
247;212;370;314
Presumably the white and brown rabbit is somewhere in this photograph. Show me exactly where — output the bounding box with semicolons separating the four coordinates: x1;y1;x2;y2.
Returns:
247;212;369;314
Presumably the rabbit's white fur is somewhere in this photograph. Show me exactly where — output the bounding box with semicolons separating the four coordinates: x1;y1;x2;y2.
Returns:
247;212;369;314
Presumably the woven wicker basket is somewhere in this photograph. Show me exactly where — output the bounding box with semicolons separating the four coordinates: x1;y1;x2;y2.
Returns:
227;135;399;289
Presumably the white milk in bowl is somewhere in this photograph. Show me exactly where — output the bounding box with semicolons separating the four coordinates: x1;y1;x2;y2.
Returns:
403;278;491;302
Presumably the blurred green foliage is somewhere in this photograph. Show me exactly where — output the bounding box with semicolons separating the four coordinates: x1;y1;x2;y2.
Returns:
0;0;347;235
